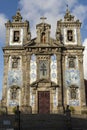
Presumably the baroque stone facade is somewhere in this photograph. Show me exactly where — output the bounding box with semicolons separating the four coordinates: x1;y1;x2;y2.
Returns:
2;9;86;114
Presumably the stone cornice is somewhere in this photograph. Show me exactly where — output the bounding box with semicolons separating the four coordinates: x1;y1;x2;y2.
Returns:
63;45;84;50
2;46;24;51
57;21;81;27
5;21;29;28
24;46;63;54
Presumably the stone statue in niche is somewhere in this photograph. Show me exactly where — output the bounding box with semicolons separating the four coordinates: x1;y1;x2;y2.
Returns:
41;32;46;43
56;30;61;41
11;91;17;100
56;28;63;43
70;88;77;99
27;32;31;42
12;57;19;68
10;88;17;100
69;59;75;68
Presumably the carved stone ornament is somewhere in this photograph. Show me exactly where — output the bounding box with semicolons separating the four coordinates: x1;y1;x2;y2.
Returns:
12;9;22;22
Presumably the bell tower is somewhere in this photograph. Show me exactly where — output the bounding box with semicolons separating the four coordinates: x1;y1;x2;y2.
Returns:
2;10;31;109
5;9;31;46
56;7;86;112
56;8;82;46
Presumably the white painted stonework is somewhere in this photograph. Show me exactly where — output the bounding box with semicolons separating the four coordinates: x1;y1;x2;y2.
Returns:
53;88;58;108
64;28;77;45
9;28;23;45
30;54;37;84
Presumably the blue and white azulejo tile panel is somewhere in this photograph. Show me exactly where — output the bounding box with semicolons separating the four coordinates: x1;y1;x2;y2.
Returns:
50;54;57;84
8;70;23;87
65;69;80;87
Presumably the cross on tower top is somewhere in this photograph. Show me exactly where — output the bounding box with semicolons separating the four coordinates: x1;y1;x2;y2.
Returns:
40;16;47;23
66;4;68;9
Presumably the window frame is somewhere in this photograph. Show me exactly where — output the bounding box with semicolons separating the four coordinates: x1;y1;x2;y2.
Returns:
39;60;49;79
13;30;20;42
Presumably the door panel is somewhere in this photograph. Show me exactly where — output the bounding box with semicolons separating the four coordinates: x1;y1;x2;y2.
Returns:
38;91;50;114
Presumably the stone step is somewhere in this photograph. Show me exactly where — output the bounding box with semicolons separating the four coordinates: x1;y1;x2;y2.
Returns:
0;114;87;130
20;114;66;130
72;117;87;129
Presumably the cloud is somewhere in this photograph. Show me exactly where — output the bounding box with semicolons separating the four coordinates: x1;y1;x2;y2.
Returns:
72;5;87;24
19;0;79;38
0;0;86;43
66;0;78;7
0;0;87;80
18;0;87;80
0;14;8;44
18;0;87;39
83;38;87;79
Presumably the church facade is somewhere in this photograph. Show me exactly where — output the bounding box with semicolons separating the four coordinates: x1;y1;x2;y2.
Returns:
2;9;86;114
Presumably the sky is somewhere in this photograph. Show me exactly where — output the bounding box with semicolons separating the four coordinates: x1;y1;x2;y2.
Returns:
0;0;87;99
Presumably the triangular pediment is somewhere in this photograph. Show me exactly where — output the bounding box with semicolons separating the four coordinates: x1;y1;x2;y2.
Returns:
24;37;62;48
36;22;51;29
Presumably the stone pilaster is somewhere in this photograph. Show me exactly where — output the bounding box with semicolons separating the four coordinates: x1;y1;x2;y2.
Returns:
21;54;27;106
62;54;66;108
26;54;31;106
21;54;31;106
57;53;63;112
2;55;9;106
77;27;81;45
78;55;86;107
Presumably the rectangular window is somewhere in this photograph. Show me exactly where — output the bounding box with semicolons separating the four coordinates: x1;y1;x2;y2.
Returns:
67;30;73;41
39;60;48;79
13;31;20;42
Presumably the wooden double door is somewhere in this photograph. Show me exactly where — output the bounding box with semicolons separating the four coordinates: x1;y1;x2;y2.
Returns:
38;91;50;114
